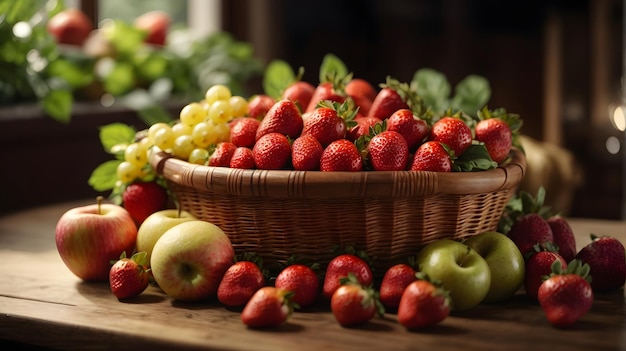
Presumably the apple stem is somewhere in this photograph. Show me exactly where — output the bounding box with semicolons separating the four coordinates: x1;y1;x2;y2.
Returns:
97;195;103;215
178;206;182;218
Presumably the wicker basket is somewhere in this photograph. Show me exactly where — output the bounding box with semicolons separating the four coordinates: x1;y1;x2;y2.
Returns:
150;149;526;275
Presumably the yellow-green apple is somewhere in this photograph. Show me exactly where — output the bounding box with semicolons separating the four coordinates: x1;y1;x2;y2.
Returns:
150;220;234;301
133;11;170;46
136;209;196;262
464;231;526;303
55;199;137;281
415;239;491;311
47;8;93;46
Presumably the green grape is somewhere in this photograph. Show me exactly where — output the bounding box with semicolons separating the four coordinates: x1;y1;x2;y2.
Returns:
179;102;207;126
208;100;234;124
191;121;219;149
213;121;231;142
188;148;210;165
229;95;248;117
172;135;194;160
172;122;193;138
153;125;175;151
116;161;142;184
205;84;232;105
148;122;170;144
124;142;148;166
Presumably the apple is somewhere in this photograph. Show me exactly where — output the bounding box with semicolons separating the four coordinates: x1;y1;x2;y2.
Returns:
136;209;196;262
464;231;526;303
133;11;170;46
414;239;491;311
150;220;235;301
55;198;137;281
47;8;93;46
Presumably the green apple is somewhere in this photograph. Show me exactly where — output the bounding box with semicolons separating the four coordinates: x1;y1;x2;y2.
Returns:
136;209;196;262
150;220;234;302
464;231;526;303
415;239;491;311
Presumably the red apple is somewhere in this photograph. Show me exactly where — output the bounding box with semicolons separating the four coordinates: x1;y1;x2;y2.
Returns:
47;8;93;46
133;11;170;46
55;198;137;281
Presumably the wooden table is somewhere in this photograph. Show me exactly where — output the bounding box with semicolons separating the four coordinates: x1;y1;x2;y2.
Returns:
1;199;625;351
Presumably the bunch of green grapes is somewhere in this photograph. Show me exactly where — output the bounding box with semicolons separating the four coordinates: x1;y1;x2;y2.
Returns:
115;84;248;184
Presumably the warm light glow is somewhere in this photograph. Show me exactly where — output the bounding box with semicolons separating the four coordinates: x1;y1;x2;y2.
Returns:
612;105;626;131
12;21;31;38
606;136;621;155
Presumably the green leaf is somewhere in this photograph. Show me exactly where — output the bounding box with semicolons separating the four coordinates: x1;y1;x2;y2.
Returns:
88;159;122;192
99;123;136;154
47;58;93;88
41;89;72;123
263;59;295;99
450;75;491;117
137;105;174;126
319;53;348;83
103;62;135;96
412;68;451;114
453;144;498;172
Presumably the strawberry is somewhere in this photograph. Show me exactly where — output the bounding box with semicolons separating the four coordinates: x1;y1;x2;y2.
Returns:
475;107;522;163
122;181;168;225
208;141;238;167
429;116;473;156
386;109;429;151
397;274;451;330
305;77;347;113
247;94;275;120
230;117;260;148
255;99;303;141
319;139;363;172
330;273;384;327
274;264;320;308
538;259;593;328
282;81;315;112
347;116;382;142
241;286;295;328
291;134;323;171
409;141;452;172
322;252;373;299
229;147;256;169
368;77;418;120
217;255;267;307
547;216;577;263
575;234;626;292
524;244;567;300
109;252;150;300
301;101;356;147
252;132;292;170
507;213;554;257
379;263;417;310
366;130;409;171
345;78;376;116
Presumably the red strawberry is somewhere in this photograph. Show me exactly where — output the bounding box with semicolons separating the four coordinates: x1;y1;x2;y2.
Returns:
109;252;150;300
230;117;260;148
347;116;382;142
319;139;363;172
368;77;416;120
252;133;292;170
345;78;376;116
547;216;577;263
291;134;323;171
322;253;373;299
305;79;347;113
247;94;275;119
255;99;303;141
379;263;417;310
507;213;554;257
409;141;452;172
538;259;593;328
122;181;168;225
330;273;384;327
218;258;267;307
475;118;512;163
241;286;295;328
366;130;409;171
575;234;626;292
429;116;473;156
524;245;567;300
302;101;356;147
208;141;238;167
282;81;315;112
397;276;451;330
386;109;429;151
274;264;320;308
229;147;256;169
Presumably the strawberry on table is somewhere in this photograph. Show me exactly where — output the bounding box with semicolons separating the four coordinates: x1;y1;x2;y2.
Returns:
217;254;267;307
291;134;324;171
547;215;577;263
252;132;292;170
322;252;373;299
397;274;451;330
379;263;417;310
524;244;567;301
429;116;473;156
507;213;554;257
575;234;626;292
255;99;303;141
409;140;453;172
319;139;363;172
241;286;295;328
330;273;384;327
538;259;593;328
274;263;320;308
109;251;150;300
122;181;168;225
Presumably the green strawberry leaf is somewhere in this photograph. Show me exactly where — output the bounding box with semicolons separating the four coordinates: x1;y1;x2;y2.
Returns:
319;53;348;84
88;159;123;192
450;75;491;117
453;144;498;172
263;59;296;99
411;68;451;115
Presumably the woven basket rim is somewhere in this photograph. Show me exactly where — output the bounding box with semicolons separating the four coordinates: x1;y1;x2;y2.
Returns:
150;148;526;199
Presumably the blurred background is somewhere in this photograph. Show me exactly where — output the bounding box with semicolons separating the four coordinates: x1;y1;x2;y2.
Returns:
0;0;624;220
